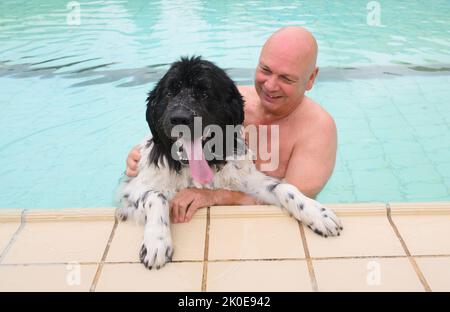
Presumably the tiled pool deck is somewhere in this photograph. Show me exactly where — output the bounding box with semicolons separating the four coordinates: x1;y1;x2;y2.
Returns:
0;202;449;292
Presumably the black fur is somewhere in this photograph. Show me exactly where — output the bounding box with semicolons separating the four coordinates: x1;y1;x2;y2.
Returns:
267;182;281;192
145;56;244;172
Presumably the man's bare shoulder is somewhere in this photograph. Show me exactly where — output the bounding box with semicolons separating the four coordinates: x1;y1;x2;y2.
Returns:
237;85;254;93
238;85;258;119
304;97;336;131
286;98;338;198
237;85;256;100
293;97;337;149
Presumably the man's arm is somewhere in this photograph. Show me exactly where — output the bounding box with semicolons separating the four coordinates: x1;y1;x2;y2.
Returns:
284;113;337;198
214;190;262;205
170;189;263;223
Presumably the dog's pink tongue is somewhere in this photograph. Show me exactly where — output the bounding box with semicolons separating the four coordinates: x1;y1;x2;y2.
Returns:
182;137;214;184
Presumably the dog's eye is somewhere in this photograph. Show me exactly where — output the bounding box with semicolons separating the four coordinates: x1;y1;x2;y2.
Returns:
167;89;177;97
194;90;208;100
194;85;208;99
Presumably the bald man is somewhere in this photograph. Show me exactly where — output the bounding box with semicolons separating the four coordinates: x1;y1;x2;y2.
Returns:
126;27;337;223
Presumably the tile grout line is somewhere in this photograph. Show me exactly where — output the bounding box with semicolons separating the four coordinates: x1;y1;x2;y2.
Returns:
0;210;27;264
311;255;412;261
413;254;450;259
4;253;449;267
201;207;211;292
386;203;432;292
1;262;100;266
298;221;319;292
208;257;306;262
89;217;118;292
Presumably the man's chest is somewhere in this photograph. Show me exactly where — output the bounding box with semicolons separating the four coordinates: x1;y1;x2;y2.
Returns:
243;123;296;179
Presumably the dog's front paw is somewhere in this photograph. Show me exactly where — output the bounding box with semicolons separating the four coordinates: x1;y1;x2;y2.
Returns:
140;226;174;270
273;184;343;237
302;199;343;237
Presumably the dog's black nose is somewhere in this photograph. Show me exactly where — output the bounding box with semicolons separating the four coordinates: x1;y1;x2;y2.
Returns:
170;111;193;126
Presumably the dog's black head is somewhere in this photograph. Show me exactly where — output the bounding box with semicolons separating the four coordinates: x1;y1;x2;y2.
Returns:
146;56;244;181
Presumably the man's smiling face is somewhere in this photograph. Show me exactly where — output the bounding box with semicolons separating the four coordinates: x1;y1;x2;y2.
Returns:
254;27;319;117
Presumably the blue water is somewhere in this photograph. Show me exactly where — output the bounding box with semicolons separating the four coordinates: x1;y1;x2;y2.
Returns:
0;0;449;208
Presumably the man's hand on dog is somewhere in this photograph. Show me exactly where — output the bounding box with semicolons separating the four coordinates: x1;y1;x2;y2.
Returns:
170;189;218;223
126;146;140;177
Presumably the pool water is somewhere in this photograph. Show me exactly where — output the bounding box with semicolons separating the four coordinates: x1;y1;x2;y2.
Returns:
0;0;449;208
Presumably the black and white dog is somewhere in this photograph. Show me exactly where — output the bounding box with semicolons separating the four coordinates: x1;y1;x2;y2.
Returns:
116;56;342;270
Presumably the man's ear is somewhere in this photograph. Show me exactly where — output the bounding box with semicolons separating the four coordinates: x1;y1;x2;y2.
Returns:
305;67;319;91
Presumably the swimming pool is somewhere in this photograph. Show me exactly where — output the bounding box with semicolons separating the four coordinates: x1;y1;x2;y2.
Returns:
0;0;449;208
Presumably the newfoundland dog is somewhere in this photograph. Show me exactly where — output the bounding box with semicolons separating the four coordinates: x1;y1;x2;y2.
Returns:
116;56;342;269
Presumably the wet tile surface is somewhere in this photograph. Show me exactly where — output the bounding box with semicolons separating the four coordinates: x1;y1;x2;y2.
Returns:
313;258;424;292
207;260;312;292
391;214;450;255
305;216;406;257
209;206;304;260
415;257;450;291
2;221;114;264
0;222;20;256
0;202;449;291
0;264;97;291
107;214;206;262
95;262;203;292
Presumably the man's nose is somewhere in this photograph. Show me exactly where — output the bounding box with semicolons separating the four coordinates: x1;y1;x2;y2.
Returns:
170;110;194;126
264;75;279;92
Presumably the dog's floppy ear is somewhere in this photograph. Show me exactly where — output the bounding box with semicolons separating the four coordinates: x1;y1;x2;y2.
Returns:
146;68;173;145
146;86;161;144
146;76;182;171
146;61;182;143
